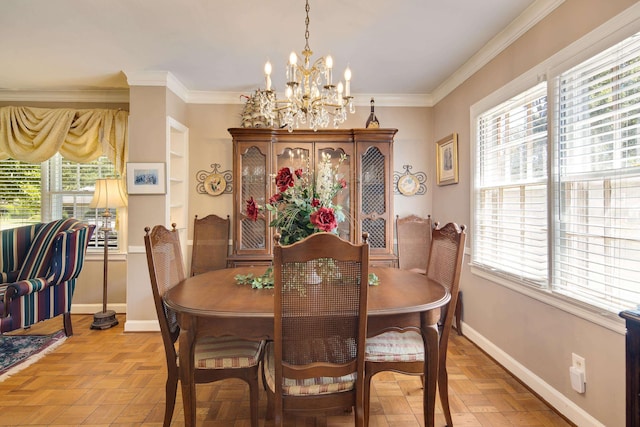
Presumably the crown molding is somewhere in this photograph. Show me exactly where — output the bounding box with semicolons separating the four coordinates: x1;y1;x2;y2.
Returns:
431;0;565;104
353;93;433;107
124;70;189;102
187;90;433;107
0;89;129;103
187;90;247;105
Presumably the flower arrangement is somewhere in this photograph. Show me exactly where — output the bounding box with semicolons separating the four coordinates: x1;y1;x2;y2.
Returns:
245;152;348;245
238;153;379;290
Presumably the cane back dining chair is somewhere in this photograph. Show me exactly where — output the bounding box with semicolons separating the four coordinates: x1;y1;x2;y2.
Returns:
396;215;463;335
265;232;370;427
396;214;432;274
364;222;466;427
190;214;230;276
144;224;265;427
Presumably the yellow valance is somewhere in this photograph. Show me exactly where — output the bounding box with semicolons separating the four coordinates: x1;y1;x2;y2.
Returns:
0;106;128;174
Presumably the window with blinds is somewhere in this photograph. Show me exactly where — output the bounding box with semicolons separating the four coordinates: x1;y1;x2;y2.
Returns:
473;30;640;315
0;154;121;249
473;82;549;286
0;159;42;228
554;32;640;312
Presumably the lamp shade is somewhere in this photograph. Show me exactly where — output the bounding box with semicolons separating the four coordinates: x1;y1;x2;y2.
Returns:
89;178;128;209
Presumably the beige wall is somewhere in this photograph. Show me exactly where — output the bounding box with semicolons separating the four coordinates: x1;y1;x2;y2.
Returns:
125;85;176;328
431;1;637;425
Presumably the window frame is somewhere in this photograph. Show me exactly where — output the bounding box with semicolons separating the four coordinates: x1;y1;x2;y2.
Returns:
0;154;126;254
470;11;640;332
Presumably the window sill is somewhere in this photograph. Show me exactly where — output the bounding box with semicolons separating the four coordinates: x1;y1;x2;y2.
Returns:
470;265;626;335
86;251;127;262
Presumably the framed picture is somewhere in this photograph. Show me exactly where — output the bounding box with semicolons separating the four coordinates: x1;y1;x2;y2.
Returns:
126;162;166;194
436;133;459;186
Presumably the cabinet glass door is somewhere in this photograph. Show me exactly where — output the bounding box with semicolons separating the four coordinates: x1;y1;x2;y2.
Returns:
317;145;353;243
240;145;267;251
275;146;311;173
360;146;388;249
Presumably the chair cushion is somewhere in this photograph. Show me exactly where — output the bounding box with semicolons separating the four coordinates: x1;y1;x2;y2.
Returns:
365;330;425;362
194;335;264;369
264;343;356;396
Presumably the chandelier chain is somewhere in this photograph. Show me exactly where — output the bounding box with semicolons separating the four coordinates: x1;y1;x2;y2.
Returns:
304;0;310;52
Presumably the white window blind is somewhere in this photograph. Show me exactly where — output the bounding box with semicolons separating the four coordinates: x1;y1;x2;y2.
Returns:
473;82;549;286
0;154;121;249
0;159;42;229
555;32;640;312
46;154;118;249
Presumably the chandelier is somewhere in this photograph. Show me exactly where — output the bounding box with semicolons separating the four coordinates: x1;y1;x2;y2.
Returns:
257;0;355;131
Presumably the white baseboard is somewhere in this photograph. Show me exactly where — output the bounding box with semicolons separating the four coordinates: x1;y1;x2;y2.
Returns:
461;322;604;427
71;303;127;314
124;319;160;332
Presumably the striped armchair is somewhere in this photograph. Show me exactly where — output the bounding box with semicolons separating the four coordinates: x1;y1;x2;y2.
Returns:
0;218;95;335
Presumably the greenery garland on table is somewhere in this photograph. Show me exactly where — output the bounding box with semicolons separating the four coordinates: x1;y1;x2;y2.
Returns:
235;267;379;289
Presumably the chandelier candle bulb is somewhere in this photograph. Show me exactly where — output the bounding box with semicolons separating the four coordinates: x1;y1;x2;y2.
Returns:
288;52;297;81
326;55;333;85
344;67;351;96
264;61;272;91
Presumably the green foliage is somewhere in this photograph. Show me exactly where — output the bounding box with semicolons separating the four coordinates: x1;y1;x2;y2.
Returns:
235;266;380;289
235;267;274;289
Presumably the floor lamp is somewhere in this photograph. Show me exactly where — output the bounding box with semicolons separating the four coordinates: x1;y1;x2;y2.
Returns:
89;178;128;330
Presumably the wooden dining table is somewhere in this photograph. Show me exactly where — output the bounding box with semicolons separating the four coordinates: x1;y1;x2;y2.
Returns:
163;266;449;427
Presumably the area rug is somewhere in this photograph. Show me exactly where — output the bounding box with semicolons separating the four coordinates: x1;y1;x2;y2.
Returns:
0;330;66;381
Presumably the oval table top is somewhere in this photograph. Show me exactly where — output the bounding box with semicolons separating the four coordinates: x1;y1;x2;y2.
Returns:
164;266;449;319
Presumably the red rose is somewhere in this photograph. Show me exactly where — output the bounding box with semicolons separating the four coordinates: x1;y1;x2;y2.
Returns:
311;198;320;207
275;167;295;192
269;193;282;205
246;197;259;221
310;207;337;232
339;178;347;188
294;168;303;178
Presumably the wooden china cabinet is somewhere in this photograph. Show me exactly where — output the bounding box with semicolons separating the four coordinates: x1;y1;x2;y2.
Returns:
227;127;398;268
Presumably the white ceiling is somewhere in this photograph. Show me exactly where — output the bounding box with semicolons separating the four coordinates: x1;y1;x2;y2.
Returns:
0;0;563;104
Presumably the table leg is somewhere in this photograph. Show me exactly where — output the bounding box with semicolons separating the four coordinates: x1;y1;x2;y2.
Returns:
178;322;196;426
422;314;440;427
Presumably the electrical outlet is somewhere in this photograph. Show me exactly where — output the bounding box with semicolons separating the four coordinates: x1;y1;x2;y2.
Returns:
570;353;587;393
572;353;586;376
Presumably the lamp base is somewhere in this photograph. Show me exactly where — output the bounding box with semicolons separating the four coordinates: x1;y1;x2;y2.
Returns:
91;309;119;330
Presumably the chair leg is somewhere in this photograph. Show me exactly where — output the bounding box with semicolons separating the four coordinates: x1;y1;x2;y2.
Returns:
164;376;178;427
454;292;463;336
63;312;73;336
249;370;260;427
265;384;274;420
363;372;372;427
438;365;453;427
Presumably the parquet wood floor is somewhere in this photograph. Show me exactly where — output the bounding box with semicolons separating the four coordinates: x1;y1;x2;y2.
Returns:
1;315;573;427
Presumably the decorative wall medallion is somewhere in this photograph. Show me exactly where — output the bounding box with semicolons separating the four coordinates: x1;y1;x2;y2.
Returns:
196;163;233;195
393;165;427;196
204;173;226;196
397;173;420;196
